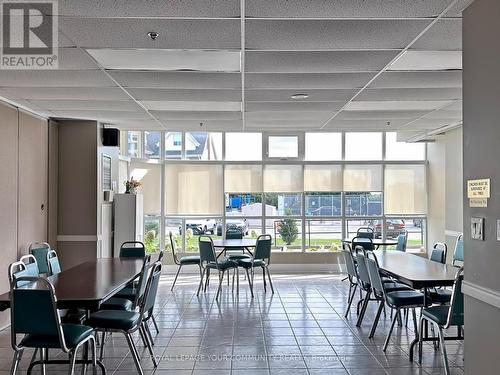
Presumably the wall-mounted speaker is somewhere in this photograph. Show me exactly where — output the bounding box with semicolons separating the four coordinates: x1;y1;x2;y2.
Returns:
102;128;120;147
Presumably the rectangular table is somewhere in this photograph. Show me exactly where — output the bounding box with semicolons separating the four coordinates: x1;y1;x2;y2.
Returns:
373;250;459;361
0;258;143;311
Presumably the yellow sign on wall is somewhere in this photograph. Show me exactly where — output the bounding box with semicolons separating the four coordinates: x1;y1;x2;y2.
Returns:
467;179;491;198
470;198;488;208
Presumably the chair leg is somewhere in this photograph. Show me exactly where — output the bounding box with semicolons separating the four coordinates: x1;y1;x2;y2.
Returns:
412;308;419;337
68;348;77;375
204;268;211;292
251;268;255;293
245;268;254;298
236;267;239;294
171;265;182;291
266;266;274;294
197;268;206;296
418;316;425;365
90;336;97;374
99;331;106;361
40;348;46;375
141;324;158;367
356;290;371;327
10;349;23;375
262;267;267;292
145;321;155;345
125;332;144;375
139;325;148;347
216;270;224;300
369;300;384;339
344;283;357;318
383;308;400;351
152;315;160;334
436;323;450;375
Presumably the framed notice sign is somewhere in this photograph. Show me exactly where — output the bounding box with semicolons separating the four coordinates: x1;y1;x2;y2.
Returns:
467;179;490;199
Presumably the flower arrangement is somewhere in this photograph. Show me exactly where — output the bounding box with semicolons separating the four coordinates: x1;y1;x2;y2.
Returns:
124;179;141;194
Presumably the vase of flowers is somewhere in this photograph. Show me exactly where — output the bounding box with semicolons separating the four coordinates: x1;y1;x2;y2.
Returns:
124;179;141;194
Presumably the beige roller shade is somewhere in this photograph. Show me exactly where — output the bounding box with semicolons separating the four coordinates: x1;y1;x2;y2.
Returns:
224;165;262;193
304;165;342;192
130;163;161;215
343;165;382;191
165;164;223;215
264;165;302;192
385;165;426;214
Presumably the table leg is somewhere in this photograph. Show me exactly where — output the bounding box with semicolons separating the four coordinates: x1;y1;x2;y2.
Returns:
410;287;428;361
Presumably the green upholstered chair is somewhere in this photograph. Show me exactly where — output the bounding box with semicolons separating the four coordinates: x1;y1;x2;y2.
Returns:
419;268;464;375
452;234;464;266
28;242;51;275
225;228;251;261
46;250;61;276
9;276;96;375
341;244;359;318
430;242;447;264
197;236;238;300
170;231;201;291
88;261;162;374
352;236;374;251
395;230;408;252
365;250;425;351
107;255;151;307
20;255;40;278
356;227;374;239
427;242;452;304
119;241;146;258
235;234;274;297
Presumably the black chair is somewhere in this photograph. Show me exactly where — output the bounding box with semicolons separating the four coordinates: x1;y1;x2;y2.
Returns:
357;227;374;239
120;241;146;258
28;242;51;275
395;230;408;252
170;231;201;291
430;242;447;264
10;276;97;375
352;236;375;251
452;235;464;266
225;228;251;261
341;246;359;318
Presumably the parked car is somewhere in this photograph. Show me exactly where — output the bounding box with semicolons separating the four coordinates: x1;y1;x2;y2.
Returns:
179;219;217;235
216;219;249;236
370;219;406;238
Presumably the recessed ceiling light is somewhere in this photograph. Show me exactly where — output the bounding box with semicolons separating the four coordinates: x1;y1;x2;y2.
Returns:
291;93;309;100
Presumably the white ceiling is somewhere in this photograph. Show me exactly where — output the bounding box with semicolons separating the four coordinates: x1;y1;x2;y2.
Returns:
0;0;472;135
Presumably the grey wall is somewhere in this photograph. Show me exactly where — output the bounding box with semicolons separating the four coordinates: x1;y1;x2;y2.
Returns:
463;0;500;373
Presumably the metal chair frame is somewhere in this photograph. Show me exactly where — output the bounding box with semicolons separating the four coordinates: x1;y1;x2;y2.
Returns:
246;234;274;298
170;231;202;291
46;250;61;276
452;234;464;267
28;242;51;275
341;243;359;318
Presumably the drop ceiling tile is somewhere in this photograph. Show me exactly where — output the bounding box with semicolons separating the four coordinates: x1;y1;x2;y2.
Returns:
442;101;462;111
444;0;474;17
246;51;399;73
141;101;241;111
246;73;375;89
246;0;451;18
357;88;462;101
370;71;462;88
411;19;462;51
324;119;409;130
110;72;241;89
147;120;243;131
0;71;116;87
128;88;241;101
59;18;240;49
423;110;462;120
29;100;140;111
388;51;462;71
336;110;427;120
56;0;240;17
87;49;241;72
152;111;242;120
246;20;431;50
245;120;323;129
246;102;343;112
398;118;461;130
245;89;357;102
1;87;130;100
346;100;452;111
245;111;333;121
51;110;151;121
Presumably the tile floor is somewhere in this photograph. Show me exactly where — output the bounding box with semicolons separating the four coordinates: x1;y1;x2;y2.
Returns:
0;273;464;374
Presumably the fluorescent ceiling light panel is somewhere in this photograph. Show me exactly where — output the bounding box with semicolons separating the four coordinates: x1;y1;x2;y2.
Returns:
141;101;242;111
345;100;453;111
86;49;241;72
388;51;462;71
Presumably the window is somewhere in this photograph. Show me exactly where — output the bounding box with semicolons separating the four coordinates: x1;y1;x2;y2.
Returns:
267;218;302;252
165;132;182;159
345;192;382;216
126;131;142;158
226;194;263;217
268;136;298;158
165;164;223;215
385;132;425;161
186;132;222;160
144;131;160;158
183;217;223;252
305;133;342;160
344;165;382;192
346;219;382;239
165;219;182;252
384;165;426;215
385;218;426;252
305;220;342;252
144;216;160;253
130;163;161;215
225;165;263;193
304;165;342;192
225;133;262;161
264;165;303;193
265;193;302;216
345;132;382;160
305;193;341;216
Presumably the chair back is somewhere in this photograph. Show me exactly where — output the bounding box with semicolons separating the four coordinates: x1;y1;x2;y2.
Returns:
157;249;165;263
20;255;40;277
119;241;146;258
198;236;217;264
10;277;68;352
141;262;162;316
47;250;61;276
354;246;371;291
357;227;374;239
254;234;272;261
341;247;357;280
169;232;180;265
395;230;408;252
446;267;464;328
132;255;152;309
352;236;374;251
29;242;51;274
8;261;28;287
365;251;386;299
225;228;243;240
452;234;464;266
430;242;447;264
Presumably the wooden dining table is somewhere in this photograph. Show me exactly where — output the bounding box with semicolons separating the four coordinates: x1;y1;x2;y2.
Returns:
373;250;459;361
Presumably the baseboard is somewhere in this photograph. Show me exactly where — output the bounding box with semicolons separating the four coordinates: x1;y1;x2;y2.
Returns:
162;264;343;274
463;280;500;310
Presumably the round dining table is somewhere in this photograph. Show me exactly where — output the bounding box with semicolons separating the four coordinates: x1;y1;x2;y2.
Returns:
342;237;398;249
212;238;257;258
